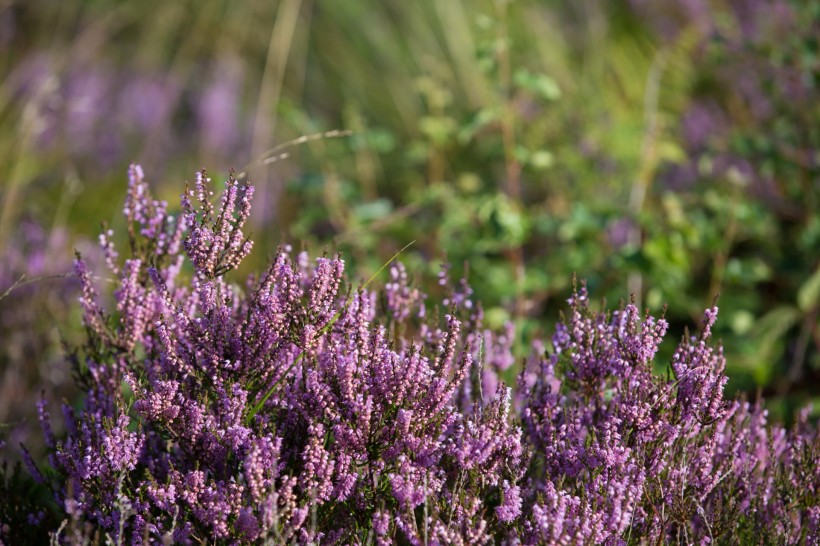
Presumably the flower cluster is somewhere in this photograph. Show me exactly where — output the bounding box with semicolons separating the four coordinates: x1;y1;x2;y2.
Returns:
3;166;818;545
520;292;819;544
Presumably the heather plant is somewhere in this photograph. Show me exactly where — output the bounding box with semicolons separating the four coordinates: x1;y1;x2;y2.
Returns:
9;165;525;544
519;291;820;543
3;165;818;545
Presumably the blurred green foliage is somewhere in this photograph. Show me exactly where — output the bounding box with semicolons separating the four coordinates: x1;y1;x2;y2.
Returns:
0;0;818;424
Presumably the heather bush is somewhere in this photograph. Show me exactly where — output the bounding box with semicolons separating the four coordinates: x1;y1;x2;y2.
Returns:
2;166;818;545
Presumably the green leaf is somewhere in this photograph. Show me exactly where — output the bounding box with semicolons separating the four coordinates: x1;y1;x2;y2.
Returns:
731;310;756;335
457;107;499;144
749;306;801;370
352;199;393;221
418;116;458;146
529;150;554;170
513;68;561;101
364;129;397;153
797;266;820;312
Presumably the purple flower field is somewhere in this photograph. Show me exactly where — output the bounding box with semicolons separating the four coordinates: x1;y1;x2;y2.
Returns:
2;166;817;545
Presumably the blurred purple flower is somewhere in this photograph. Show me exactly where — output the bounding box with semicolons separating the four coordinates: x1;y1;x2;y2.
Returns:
118;74;180;133
681;101;726;151
606;216;635;249
199;58;244;159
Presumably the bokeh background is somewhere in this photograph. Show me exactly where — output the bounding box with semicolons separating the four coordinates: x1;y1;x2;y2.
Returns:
1;0;818;453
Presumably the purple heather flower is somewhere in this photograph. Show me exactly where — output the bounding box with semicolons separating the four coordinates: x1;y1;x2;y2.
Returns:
496;481;522;523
